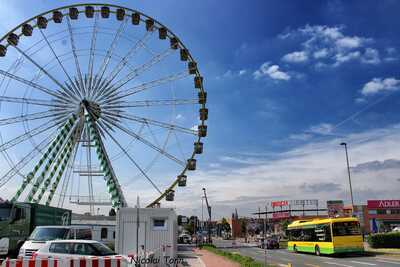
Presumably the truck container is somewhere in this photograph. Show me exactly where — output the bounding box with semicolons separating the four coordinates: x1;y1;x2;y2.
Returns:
116;208;177;265
0;202;71;256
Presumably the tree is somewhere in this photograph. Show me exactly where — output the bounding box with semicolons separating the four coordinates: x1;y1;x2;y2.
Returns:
221;217;231;232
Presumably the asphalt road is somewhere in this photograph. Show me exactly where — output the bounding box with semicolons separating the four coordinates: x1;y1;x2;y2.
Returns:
213;239;400;267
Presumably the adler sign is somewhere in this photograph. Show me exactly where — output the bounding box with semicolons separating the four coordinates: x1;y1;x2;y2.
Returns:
367;200;400;209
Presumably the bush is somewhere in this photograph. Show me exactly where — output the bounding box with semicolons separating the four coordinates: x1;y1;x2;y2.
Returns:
367;232;400;248
201;245;267;267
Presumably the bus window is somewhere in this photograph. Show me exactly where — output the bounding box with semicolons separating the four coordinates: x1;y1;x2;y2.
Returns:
332;221;361;236
315;224;332;242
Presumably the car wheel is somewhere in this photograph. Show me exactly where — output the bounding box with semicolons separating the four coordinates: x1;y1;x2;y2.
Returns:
293;244;297;253
315;245;321;256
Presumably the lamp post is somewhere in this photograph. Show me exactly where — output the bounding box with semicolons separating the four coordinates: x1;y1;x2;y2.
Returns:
340;142;354;213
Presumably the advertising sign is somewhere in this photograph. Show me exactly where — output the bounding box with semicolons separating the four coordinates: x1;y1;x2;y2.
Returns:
367;200;400;209
327;200;344;217
272;212;290;219
271;201;288;207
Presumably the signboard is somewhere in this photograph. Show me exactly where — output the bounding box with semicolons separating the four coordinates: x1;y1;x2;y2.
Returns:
289;199;318;206
367;200;400;209
272;212;290;219
271;201;288;208
271;199;318;207
327;200;344;217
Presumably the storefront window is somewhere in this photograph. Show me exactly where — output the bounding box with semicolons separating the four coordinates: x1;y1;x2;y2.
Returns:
368;209;377;215
377;209;388;215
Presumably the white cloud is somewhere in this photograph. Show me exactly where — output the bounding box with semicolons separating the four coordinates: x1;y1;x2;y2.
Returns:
175;114;184;120
335;36;365;49
309;123;334;135
313;48;329;59
282;51;308;63
253;62;291;81
217;69;247;79
384;47;398;62
175;124;400;218
289;133;312;141
361;77;400;96
361;48;380;64
280;24;381;67
334;51;361;65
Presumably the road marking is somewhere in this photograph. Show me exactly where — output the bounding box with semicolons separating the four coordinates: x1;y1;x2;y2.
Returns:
304;264;320;267
350;261;376;266
375;259;400;265
323;261;354;267
376;257;400;262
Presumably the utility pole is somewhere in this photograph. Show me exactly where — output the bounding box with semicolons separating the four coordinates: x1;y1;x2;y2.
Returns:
202;188;212;243
340;142;355;215
264;205;267;267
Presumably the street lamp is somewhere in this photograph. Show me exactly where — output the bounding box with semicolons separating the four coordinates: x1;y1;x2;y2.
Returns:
340;142;354;213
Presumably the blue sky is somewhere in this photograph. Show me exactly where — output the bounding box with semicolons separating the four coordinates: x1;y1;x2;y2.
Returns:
0;1;400;218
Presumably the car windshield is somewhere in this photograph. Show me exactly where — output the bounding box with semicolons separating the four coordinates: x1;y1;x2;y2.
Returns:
0;208;11;221
332;221;361;236
29;227;69;241
91;243;116;256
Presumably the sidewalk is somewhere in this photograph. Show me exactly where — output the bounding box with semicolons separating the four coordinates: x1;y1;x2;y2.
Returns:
193;248;240;267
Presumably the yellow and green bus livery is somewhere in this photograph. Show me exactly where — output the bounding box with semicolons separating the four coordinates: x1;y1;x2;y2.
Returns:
287;217;364;255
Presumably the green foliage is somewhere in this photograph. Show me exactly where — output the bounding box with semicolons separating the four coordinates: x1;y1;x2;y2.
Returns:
221;217;231;232
367;232;400;248
201;245;272;267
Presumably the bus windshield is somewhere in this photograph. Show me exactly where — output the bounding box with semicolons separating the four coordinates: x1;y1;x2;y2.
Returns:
332;221;361;236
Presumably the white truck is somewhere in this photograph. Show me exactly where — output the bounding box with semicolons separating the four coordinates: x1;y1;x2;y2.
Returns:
115;208;178;266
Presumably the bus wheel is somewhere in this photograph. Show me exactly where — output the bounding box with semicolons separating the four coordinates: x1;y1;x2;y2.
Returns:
315;245;321;256
293;245;297;253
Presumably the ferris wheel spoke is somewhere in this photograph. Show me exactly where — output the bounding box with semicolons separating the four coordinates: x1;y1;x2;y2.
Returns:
101;116;185;167
66;16;85;97
0;69;69;102
91;19;127;98
0;110;63;126
0;118;62;153
0;131;56;188
104;111;197;136
96;30;153;99
99;70;189;104
103;98;198;109
0;95;75;110
39;29;81;103
96;121;163;195
11;46;74;102
87;12;99;99
94;47;175;102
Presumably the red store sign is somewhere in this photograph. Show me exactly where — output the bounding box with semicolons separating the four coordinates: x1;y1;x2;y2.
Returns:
367;200;400;209
271;200;288;208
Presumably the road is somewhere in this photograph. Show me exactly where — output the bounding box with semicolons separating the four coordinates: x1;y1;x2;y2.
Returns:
213;239;400;267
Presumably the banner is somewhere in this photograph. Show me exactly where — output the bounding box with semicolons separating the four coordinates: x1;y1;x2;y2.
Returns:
327;200;344;217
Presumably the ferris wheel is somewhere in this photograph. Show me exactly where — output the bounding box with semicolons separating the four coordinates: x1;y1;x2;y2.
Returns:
0;4;207;213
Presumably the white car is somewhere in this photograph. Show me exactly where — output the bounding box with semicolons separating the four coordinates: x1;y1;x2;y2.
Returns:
34;240;116;259
19;226;93;258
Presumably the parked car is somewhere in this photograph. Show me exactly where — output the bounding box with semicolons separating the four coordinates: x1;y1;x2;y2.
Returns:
19;225;92;257
178;234;191;244
34;240;116;259
392;226;400;232
258;237;279;249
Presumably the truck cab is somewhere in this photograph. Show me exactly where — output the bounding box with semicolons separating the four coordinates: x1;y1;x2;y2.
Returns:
0;202;71;257
0;202;31;256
